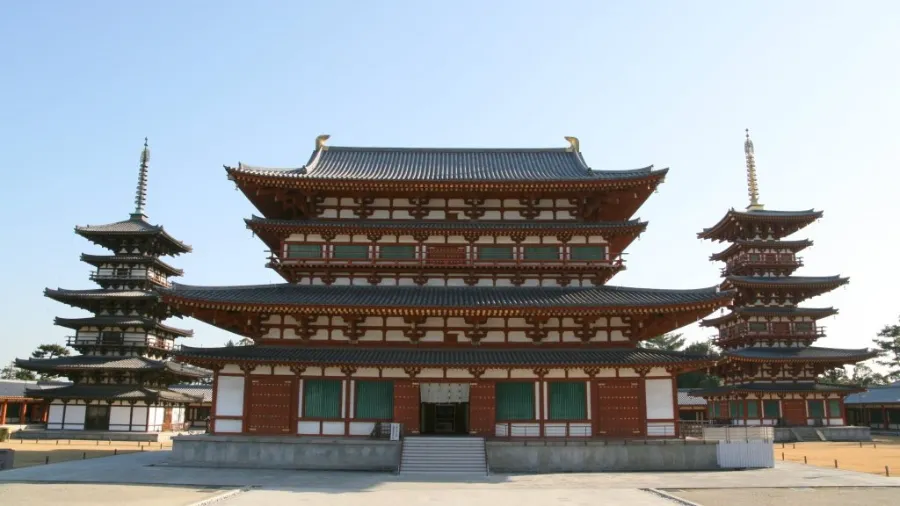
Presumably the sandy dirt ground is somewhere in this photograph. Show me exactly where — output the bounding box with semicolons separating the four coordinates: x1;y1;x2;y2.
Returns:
0;483;227;506
665;487;900;506
0;439;171;468
773;437;900;476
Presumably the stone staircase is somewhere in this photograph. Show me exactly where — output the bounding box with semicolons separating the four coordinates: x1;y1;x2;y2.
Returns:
790;427;828;442
399;436;487;475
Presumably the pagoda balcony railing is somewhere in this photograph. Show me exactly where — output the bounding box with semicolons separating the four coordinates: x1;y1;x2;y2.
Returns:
718;323;826;341
66;336;179;352
721;254;803;275
90;272;171;287
269;254;624;269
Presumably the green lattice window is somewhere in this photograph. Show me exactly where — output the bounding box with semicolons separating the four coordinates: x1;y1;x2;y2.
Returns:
763;400;780;418
303;379;341;418
569;245;607;261
496;382;535;421
807;400;825;419
477;246;514;261
827;399;842;418
794;322;814;332
729;401;744;418
548;382;586;420
354;381;393;420
522;246;559;261
379;245;416;260
747;400;759;418
333;245;369;260
709;402;721;418
287;244;323;259
748;322;768;332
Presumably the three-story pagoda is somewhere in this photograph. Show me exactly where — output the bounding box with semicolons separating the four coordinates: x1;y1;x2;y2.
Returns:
694;131;876;426
16;140;209;433
166;136;732;439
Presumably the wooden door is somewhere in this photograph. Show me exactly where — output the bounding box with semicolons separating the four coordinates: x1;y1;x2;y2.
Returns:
782;399;807;426
247;377;294;434
393;381;420;434
426;245;467;266
469;382;496;436
594;379;643;438
162;407;173;431
84;405;110;431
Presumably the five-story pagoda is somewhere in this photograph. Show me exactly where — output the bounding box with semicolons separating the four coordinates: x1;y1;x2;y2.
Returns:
166;136;732;439
16;140;209;434
694;131;876;426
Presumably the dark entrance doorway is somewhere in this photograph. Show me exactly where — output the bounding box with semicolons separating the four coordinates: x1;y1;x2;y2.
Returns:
85;405;110;431
421;402;469;434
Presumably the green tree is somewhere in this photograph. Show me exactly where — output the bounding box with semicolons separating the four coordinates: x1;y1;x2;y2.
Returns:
0;361;37;380
820;364;887;387
873;316;900;381
639;333;686;351
677;338;721;389
30;343;70;360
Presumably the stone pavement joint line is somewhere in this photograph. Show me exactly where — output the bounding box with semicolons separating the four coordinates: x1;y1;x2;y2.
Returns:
642;488;704;506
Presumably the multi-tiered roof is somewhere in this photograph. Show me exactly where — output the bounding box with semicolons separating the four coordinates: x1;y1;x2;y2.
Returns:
165;136;731;372
695;131;876;399
17;140;208;404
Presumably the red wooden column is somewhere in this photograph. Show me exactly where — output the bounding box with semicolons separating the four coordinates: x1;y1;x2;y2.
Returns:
0;401;7;424
20;402;27;423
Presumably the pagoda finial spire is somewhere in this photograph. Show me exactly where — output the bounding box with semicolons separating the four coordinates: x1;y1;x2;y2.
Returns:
132;137;150;220
744;129;764;211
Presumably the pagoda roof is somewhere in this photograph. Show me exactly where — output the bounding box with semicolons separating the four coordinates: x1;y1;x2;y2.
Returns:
170;384;213;403
700;306;838;327
677;389;707;406
691;382;863;396
15;356;210;378
74;216;191;255
723;346;877;363
162;283;732;317
724;275;848;291
54;316;193;337
24;384;201;403
175;345;714;369
710;239;813;261
698;208;823;242
229;145;667;183
80;254;184;277
45;288;159;312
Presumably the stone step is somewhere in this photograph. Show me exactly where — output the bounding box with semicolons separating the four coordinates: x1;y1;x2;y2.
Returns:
399;436;487;475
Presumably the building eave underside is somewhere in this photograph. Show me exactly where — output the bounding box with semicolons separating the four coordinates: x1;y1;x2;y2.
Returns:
710;239;814;261
54;316;193;337
14;357;210;379
80;254;184;276
74;228;192;255
700;307;838;326
692;383;863;396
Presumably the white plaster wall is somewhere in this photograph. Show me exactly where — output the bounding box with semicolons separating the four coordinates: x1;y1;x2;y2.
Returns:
216;376;245;417
47;403;65;430
645;378;675;420
64;405;86;430
147;407;165;431
109;405;132;431
215;419;242;433
131;406;148;431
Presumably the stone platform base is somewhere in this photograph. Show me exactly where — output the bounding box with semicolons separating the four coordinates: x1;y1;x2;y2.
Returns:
170;435;401;471
486;440;722;473
13;429;187;443
774;426;871;443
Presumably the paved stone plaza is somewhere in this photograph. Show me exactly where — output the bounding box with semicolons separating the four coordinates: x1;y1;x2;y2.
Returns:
0;451;897;505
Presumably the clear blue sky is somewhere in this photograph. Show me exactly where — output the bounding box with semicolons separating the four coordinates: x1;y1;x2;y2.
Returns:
2;1;898;367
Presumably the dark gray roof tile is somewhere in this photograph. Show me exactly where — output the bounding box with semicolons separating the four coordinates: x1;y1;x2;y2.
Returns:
247;216;646;232
164;283;729;311
234;146;665;182
691;382;861;395
54;316;192;337
177;345;712;367
15;356;209;378
75;217;191;254
25;384;201;403
844;384;900;405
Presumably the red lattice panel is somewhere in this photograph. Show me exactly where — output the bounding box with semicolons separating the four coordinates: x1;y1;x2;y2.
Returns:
247;377;294;434
594;379;643;437
469;382;496;435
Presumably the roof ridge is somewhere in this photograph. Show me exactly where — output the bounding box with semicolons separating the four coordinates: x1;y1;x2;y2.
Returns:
168;282;722;294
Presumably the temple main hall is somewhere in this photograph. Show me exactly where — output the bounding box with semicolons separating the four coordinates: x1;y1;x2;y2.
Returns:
164;135;733;439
